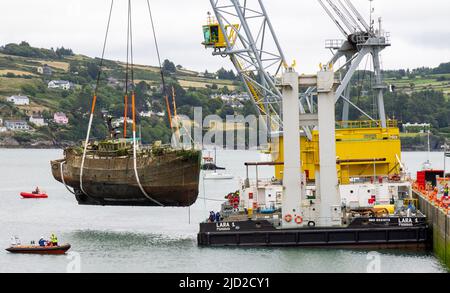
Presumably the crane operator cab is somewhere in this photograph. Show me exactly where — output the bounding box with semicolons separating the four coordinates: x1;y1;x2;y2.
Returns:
203;24;223;47
202;12;238;50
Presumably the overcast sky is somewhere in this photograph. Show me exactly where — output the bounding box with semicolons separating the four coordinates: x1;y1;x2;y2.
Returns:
1;0;449;74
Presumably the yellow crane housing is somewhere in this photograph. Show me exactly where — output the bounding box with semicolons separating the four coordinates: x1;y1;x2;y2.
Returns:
202;17;238;49
272;120;402;184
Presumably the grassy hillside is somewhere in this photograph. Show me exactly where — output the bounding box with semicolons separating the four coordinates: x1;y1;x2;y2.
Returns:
0;42;250;147
386;75;450;100
1;42;450;150
0;53;237;101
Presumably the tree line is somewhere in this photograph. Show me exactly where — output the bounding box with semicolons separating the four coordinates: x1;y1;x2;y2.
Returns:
0;42;74;60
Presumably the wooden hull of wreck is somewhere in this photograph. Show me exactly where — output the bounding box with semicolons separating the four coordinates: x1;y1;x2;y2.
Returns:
51;149;201;207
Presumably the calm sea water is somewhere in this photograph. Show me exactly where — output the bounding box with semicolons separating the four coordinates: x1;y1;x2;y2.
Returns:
0;149;447;273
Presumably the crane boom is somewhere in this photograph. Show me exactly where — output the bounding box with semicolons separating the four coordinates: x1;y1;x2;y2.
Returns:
325;0;356;33
318;0;349;37
204;0;314;139
343;0;371;32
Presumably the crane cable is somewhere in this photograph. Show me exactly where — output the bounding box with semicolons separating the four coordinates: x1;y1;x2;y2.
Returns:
146;0;167;97
145;0;194;148
80;0;114;197
79;0;163;207
128;0;164;206
59;161;75;195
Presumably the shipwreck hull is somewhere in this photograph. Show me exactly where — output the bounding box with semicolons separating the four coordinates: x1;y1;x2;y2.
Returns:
51;148;201;207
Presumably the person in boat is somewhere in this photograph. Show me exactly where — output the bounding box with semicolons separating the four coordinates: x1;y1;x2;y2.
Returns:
226;193;233;204
208;211;216;223
38;236;47;247
10;236;21;246
215;212;221;223
33;186;41;195
50;234;58;247
233;194;240;211
407;202;417;214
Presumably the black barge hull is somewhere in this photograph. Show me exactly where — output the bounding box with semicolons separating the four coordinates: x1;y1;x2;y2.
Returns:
198;220;429;248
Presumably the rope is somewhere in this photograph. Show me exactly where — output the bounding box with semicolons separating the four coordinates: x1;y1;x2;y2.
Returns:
59;161;75;195
79;110;95;196
127;0;163;207
132;130;164;206
94;0;115;95
80;0;114;196
129;0;135;89
124;0;131;138
146;0;167;97
198;197;226;203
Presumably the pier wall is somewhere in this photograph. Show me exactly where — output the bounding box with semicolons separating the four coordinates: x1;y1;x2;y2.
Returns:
417;192;450;269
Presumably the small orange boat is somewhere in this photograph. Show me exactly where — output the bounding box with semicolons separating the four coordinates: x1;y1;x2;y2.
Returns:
6;244;71;255
20;192;48;199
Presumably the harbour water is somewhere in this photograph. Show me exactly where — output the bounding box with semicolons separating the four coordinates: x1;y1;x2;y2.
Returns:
0;149;447;273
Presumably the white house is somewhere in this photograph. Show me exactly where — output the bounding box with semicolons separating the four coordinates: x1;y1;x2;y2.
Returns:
112;117;134;128
403;123;431;134
0;117;5;133
6;95;30;106
139;111;165;118
139;111;153;118
29;116;47;127
404;123;431;128
107;77;122;87
4;120;30;131
48;80;72;90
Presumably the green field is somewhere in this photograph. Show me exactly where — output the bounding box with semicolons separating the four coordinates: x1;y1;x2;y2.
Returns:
0;52;232;94
0;77;38;97
386;75;450;100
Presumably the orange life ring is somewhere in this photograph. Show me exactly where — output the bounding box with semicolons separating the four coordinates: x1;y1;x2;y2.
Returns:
284;214;293;223
295;216;303;225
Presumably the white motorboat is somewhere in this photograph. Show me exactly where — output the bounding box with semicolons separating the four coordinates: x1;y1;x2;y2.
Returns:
203;172;234;180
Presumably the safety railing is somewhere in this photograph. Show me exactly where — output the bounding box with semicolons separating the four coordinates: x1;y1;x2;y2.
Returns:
355;32;391;46
336;120;398;129
325;39;344;49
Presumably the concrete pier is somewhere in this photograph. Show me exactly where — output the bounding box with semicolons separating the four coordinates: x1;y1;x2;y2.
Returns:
416;191;450;269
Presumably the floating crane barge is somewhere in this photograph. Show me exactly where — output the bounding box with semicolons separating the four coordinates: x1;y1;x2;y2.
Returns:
198;218;427;248
198;0;428;247
197;69;428;248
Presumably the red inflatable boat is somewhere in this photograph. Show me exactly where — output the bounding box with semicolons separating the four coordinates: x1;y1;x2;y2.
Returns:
20;192;48;199
6;244;71;255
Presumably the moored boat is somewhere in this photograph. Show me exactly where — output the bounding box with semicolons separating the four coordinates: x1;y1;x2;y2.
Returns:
203;172;234;180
